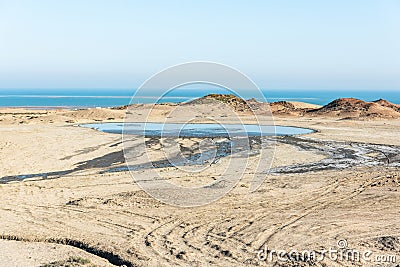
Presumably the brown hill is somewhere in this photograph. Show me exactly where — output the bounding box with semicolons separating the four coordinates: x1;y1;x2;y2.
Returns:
268;101;321;116
245;98;272;115
308;98;400;119
166;94;400;119
373;99;400;113
186;94;253;112
269;101;298;115
187;94;317;116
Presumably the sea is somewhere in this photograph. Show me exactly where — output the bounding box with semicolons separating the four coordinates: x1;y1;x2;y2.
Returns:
0;89;398;108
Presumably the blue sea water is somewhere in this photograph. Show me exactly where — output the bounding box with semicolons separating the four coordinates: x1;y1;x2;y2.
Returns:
0;89;398;108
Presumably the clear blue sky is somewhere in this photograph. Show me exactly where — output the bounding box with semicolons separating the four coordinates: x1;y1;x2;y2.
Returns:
0;0;399;90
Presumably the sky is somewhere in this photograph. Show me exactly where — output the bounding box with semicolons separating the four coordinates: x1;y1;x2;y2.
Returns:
0;0;399;91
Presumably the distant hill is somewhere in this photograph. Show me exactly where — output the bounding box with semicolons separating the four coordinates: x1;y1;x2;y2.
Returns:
185;94;253;112
308;98;400;119
268;101;321;116
373;99;400;113
187;94;321;116
122;94;400;120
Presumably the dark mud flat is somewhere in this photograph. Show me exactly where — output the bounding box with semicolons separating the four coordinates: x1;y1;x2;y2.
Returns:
117;136;234;171
118;135;400;174
268;136;400;174
2;135;400;184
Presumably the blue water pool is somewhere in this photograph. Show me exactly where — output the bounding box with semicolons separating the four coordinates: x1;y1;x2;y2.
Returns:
81;122;314;137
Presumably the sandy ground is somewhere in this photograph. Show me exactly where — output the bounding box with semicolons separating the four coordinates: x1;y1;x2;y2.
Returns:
0;104;400;266
0;240;115;267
